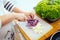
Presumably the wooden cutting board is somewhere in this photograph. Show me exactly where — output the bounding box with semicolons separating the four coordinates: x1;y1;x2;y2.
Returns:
15;15;53;40
14;11;60;40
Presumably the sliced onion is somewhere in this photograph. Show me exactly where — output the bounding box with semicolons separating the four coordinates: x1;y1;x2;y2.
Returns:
27;19;39;27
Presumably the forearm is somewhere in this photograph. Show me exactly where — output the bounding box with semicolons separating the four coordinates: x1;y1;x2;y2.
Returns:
12;7;25;13
0;13;15;26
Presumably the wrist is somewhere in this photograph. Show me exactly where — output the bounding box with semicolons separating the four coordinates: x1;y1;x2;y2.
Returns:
12;13;17;19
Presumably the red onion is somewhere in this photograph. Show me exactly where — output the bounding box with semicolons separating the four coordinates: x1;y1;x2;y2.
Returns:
27;19;39;27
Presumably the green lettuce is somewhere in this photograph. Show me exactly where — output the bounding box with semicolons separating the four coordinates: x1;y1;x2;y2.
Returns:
34;0;60;19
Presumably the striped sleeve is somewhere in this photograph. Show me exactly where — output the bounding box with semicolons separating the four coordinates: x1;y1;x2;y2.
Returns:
3;0;15;12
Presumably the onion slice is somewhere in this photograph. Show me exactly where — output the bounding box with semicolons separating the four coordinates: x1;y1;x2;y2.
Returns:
27;19;39;27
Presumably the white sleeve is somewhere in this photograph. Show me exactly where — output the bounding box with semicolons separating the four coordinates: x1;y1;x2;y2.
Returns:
3;0;15;12
0;20;2;29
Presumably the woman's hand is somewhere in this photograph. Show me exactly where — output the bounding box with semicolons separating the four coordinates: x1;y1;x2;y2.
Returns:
13;13;28;22
24;12;34;20
12;7;35;20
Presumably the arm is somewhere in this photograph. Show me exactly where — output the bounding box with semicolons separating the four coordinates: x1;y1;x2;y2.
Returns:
12;7;25;13
3;0;34;20
12;7;34;20
0;13;27;26
0;13;15;26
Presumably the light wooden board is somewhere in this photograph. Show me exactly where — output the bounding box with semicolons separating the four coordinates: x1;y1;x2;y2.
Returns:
16;16;53;40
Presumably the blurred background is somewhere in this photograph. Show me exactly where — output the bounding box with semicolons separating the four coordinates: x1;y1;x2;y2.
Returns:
12;0;40;12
